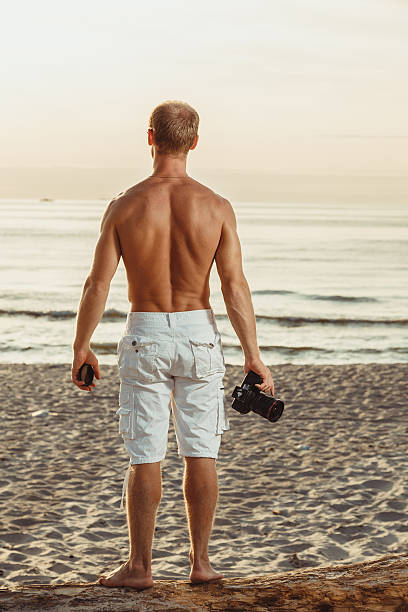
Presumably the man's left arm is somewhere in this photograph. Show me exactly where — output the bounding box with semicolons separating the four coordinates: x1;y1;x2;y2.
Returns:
72;200;122;391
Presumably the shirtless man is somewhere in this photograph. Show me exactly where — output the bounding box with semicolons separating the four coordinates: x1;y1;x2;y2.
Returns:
71;100;274;589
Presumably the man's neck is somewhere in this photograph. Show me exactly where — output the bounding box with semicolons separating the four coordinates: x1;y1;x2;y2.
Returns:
151;152;188;178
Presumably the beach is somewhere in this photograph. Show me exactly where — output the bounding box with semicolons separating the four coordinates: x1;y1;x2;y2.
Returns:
0;362;406;587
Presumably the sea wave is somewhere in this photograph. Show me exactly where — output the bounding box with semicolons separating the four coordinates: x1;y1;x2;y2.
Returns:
307;294;377;303
252;289;295;296
1;308;407;327
218;314;408;327
0;308;125;321
3;342;406;357
261;315;407;326
222;343;333;354
222;344;408;354
262;315;406;326
90;342;119;354
252;289;378;303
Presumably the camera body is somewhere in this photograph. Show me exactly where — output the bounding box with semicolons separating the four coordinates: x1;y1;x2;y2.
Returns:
231;370;284;423
79;363;94;386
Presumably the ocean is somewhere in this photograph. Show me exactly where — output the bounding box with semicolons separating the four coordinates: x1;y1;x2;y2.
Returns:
0;198;407;365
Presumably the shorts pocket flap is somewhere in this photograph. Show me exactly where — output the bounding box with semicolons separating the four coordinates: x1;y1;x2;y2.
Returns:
189;331;225;378
121;336;158;352
116;384;134;437
119;382;132;406
216;387;230;435
115;406;132;416
189;331;219;348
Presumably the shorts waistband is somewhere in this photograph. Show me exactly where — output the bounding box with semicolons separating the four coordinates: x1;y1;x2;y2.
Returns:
125;308;216;330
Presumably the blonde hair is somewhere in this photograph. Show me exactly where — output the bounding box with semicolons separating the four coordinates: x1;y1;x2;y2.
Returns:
148;100;199;155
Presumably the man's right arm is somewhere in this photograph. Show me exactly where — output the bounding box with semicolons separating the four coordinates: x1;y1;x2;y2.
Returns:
215;198;274;394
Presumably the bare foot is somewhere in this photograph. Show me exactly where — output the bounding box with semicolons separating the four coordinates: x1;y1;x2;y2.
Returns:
98;560;153;590
189;551;224;584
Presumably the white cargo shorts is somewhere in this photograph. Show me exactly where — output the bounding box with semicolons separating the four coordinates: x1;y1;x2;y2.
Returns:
115;308;230;509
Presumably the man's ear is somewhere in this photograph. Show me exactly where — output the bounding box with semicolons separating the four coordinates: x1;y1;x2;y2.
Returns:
190;134;199;150
147;128;154;146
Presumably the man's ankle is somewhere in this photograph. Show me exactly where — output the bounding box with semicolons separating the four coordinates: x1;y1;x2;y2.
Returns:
128;558;152;574
189;550;210;565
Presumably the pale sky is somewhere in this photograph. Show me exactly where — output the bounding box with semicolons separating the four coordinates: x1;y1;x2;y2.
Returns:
1;0;407;175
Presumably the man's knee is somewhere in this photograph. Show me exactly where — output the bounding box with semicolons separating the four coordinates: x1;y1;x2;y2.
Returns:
183;457;217;475
129;462;162;494
183;456;216;463
130;460;162;469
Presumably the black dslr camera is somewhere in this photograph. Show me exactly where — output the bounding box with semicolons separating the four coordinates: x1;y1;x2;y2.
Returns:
232;370;284;423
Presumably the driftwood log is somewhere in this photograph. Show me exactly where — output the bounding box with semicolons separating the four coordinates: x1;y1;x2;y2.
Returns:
0;553;407;612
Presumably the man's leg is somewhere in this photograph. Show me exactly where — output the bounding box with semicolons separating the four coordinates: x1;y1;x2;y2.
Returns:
99;461;161;589
183;457;224;583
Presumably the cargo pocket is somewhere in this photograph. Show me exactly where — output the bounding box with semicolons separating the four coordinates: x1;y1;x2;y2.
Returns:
216;386;230;435
115;382;135;438
189;331;225;378
118;335;159;382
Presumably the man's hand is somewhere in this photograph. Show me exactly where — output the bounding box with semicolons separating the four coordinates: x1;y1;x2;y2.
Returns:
244;356;274;395
72;347;101;392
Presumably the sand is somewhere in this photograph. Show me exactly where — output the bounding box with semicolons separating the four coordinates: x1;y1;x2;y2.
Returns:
0;362;407;587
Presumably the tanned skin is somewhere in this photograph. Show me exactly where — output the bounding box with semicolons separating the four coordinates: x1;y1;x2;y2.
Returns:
72;126;274;589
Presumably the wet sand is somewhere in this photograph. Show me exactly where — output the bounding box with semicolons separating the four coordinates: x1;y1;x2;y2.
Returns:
0;363;407;586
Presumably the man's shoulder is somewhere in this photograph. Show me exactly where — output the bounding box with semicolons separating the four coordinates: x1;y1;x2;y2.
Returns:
187;178;231;207
103;182;150;218
106;177;231;213
109;179;151;203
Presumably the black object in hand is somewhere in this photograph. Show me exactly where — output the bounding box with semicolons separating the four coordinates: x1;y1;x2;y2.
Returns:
79;363;94;386
231;370;284;422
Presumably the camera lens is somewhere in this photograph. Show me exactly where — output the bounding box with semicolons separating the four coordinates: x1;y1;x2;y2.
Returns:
251;393;284;422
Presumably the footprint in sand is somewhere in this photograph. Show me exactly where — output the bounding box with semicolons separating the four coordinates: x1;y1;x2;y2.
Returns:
362;479;393;492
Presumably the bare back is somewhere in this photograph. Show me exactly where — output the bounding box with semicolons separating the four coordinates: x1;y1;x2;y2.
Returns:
113;177;226;312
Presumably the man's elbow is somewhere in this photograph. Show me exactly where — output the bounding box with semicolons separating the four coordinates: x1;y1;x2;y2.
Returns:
221;276;249;297
84;276;110;294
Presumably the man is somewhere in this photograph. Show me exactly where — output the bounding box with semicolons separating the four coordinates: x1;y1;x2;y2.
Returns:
72;100;274;589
